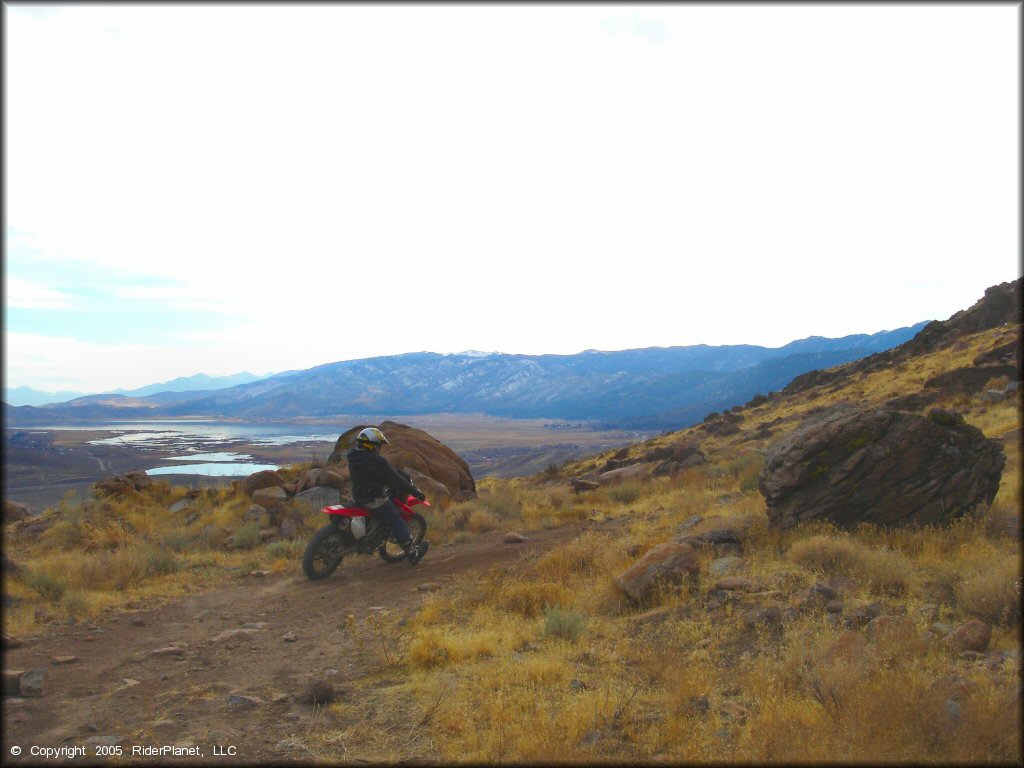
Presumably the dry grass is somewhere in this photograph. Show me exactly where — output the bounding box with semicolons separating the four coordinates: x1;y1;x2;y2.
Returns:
788;533;916;596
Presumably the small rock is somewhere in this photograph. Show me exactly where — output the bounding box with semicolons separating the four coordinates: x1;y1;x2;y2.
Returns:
250;570;272;578
503;532;527;544
417;583;442;592
130;618;146;627
52;655;78;665
944;620;992;653
272;693;290;704
226;693;264;709
195;610;215;622
19;668;47;697
282;632;298;643
959;650;985;661
240;621;270;630
569;679;587;692
150;646;185;657
708;556;743;577
825;599;844;614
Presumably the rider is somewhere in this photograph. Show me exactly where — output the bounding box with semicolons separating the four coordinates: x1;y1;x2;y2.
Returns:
347;427;429;565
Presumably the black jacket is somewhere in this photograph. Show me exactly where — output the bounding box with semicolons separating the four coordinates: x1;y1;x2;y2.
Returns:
347;447;419;504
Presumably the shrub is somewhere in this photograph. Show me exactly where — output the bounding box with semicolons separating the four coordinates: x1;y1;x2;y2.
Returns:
534;533;601;581
266;539;303;559
40;520;84;549
26;570;68;602
788;534;914;596
137;545;180;576
493;581;567;618
442;501;478;531
542;607;587;641
548;488;570;510
606;481;644;504
60;589;89;620
956;556;1022;627
231;523;262;550
163;531;189;552
481;493;523;520
467;508;503;533
85;521;134;551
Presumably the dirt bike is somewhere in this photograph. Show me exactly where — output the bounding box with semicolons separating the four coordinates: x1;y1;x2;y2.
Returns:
301;494;429;580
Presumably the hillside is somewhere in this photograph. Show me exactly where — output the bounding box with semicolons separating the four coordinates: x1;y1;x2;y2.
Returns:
6;324;925;428
1;280;1019;764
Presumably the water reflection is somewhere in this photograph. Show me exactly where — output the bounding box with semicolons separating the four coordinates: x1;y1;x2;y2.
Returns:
147;462;279;477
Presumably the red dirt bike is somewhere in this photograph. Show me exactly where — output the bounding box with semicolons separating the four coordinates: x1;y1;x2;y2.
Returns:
301;495;429;580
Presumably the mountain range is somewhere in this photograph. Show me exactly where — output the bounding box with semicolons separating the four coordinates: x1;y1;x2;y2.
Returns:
4;324;927;430
4;372;270;408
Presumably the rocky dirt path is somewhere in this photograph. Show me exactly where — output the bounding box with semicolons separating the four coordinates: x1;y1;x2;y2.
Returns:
3;517;628;765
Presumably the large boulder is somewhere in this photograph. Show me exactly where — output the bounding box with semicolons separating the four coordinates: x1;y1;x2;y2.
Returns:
240;470;285;498
759;407;1005;529
326;421;475;497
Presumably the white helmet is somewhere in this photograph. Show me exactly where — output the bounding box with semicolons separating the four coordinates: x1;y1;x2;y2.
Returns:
356;427;389;452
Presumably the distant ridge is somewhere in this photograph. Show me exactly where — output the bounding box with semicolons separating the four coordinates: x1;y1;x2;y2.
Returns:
3;371;272;408
5;324;927;429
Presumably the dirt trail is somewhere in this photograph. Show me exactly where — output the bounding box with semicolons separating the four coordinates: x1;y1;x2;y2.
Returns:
3;517;628;764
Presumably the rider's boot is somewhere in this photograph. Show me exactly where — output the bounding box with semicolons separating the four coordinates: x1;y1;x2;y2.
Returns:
405;539;429;565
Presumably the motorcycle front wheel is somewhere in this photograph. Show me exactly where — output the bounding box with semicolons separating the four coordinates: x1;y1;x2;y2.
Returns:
378;513;427;562
302;524;346;580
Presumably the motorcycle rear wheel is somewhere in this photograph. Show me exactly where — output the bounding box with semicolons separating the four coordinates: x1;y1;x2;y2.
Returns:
302;524;346;580
379;513;427;562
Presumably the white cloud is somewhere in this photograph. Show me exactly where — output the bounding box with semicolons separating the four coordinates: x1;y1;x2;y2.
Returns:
5;278;73;310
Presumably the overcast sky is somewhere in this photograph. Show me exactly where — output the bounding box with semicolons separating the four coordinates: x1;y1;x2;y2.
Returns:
4;3;1019;394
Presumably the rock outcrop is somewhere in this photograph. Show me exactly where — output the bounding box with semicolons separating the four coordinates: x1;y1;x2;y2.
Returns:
93;471;154;498
759;407;1005;529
